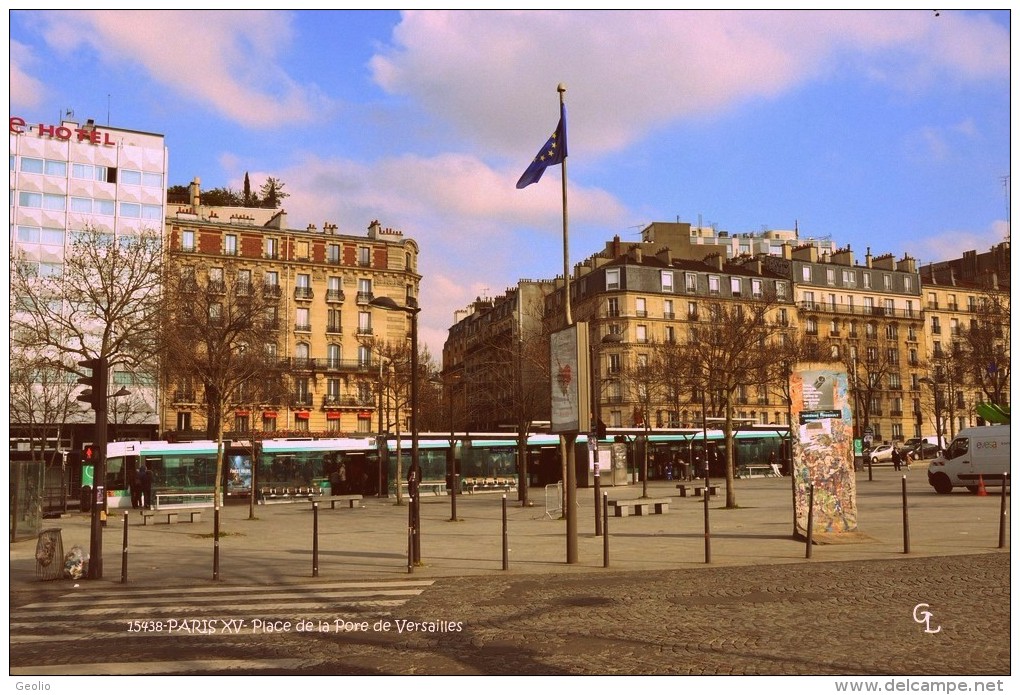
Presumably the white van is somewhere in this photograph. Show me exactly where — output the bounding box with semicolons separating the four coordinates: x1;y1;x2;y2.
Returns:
927;425;1010;494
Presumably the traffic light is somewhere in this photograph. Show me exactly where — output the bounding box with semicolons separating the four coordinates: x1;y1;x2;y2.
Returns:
82;444;96;464
76;357;108;411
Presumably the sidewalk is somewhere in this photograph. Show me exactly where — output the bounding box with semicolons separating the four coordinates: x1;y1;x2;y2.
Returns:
10;467;1010;600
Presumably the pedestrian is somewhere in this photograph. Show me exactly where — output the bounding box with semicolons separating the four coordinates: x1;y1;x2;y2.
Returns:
338;463;348;495
892;445;902;471
329;466;341;496
130;466;142;509
136;465;151;509
679;455;691;482
769;451;781;477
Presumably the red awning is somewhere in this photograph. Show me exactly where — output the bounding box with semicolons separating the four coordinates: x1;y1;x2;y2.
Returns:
262;412;277;418
295;412;310;420
235;410;250;416
357;412;373;419
326;412;341;420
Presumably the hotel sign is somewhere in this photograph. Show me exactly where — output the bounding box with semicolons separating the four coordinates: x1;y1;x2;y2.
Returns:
10;116;116;146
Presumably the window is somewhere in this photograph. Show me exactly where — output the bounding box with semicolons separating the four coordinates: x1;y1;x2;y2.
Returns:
687;301;698;320
884;298;894;315
685;273;697;293
225;234;237;255
608;354;622;375
776;281;787;299
903;276;912;292
120;169;142;185
889;373;902;390
296;240;309;260
801;266;811;282
358;345;371;368
826;268;835;285
708;276;720;294
236;269;252;294
262;415;277;432
327;344;341;369
70;197;92;213
296;273;310;287
883;274;892;290
636;325;648;343
264;270;279;287
20;157;44;174
607;297;620;317
327;309;342;333
328;244;340;264
235;415;249;433
295;307;310;331
181;230;195;252
862;272;871;289
843;270;857;287
751;279;762;298
120;202;141;218
606;268;620;291
142;172;163;188
805;317;818;336
886;323;899;340
265;238;278;259
635;297;646;317
803;291;815;309
358;246;371;266
358;311;372;335
43;193;65;211
730;277;741;296
661;271;674;293
663;299;674;319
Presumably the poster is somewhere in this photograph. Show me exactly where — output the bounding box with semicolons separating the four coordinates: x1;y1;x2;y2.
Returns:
549;323;590;434
791;363;858;539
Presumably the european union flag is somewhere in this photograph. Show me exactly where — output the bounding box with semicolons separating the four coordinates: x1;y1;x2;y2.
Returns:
516;104;567;189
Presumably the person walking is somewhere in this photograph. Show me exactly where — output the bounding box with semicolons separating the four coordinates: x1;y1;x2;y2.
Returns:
130;466;142;509
892;445;902;471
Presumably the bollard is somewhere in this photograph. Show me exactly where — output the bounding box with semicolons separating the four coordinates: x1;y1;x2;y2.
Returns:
120;506;129;583
999;472;1009;549
703;479;711;564
602;492;609;568
213;507;221;580
312;502;319;577
502;495;509;571
593;470;602;537
407;519;414;575
805;486;814;559
868;459;873;482
902;475;910;554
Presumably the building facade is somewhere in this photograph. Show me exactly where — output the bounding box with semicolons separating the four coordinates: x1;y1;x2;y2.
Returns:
443;220;1010;450
10;114;168;448
162;180;420;439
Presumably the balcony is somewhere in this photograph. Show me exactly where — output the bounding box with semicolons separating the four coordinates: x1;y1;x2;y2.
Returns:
663;312;675;320
356;292;374;305
294;322;311;332
294;287;314;301
355;326;374;337
172;390;198;403
326;289;345;303
208;280;226;294
326;322;343;334
291;393;313;407
264;284;282;298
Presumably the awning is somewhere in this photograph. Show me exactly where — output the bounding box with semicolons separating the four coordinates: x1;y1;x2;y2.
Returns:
295;412;310;420
326;412;341;420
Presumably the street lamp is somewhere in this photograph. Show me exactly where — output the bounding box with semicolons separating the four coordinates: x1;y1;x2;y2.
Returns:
370;295;421;566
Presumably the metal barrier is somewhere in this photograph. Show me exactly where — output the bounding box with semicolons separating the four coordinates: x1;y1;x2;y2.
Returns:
545;482;563;519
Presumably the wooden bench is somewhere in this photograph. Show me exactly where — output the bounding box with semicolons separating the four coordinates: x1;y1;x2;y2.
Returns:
141;507;204;525
311;494;364;510
676;484;718;498
607;498;670;517
739;465;772;479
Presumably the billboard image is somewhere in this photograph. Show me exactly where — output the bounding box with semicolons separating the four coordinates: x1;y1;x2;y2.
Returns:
791;363;858;539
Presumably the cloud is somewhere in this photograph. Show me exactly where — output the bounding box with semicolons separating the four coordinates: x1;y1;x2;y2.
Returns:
9;40;47;109
910;221;1009;266
33;10;333;128
370;10;1009;159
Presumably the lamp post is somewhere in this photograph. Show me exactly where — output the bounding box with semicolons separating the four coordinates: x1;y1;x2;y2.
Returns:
589;332;621;536
370;296;421;565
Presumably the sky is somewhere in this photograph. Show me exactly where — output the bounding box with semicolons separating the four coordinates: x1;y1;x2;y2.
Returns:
9;9;1012;357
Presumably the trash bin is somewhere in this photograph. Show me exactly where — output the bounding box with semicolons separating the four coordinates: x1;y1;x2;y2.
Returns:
35;528;64;581
81;485;92;513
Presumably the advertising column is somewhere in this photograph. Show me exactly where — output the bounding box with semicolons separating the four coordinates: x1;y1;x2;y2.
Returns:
791;363;859;539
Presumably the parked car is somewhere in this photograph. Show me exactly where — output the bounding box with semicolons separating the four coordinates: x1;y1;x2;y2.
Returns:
865;444;895;464
904;438;940;460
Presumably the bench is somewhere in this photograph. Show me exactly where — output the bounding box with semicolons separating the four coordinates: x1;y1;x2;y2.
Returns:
463;477;518;494
607;498;670;517
311;494;364;510
393;480;448;497
676;484;718;498
141;508;204;525
154;492;215;509
739;465;772;479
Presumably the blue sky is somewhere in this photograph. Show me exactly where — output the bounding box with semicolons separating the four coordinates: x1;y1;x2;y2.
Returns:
10;10;1011;356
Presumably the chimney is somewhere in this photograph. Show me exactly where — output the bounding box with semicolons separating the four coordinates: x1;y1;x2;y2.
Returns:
865;247;873;269
189;177;201;207
704;252;724;271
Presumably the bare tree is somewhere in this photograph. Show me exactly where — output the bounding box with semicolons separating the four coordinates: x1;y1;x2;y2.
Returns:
958;290;1010;408
160;256;282;508
10;353;81;458
671;295;788;508
11;226;163;393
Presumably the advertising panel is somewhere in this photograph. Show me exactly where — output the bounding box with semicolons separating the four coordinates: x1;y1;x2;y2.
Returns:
791;362;858;539
549;323;590;434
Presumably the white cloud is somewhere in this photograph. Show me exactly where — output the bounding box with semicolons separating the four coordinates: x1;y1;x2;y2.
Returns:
35;10;333;128
9;40;47;109
370;10;1008;160
910;221;1009;267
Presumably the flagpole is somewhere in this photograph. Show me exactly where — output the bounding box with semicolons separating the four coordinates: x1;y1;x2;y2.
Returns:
559;83;571;328
557;83;579;565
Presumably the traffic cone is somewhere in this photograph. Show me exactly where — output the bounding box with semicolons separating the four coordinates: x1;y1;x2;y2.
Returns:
977;475;988;496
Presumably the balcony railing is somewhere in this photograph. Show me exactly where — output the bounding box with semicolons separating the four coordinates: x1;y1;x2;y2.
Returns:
796;301;922;320
294;287;314;300
326;289;345;303
291;394;313;407
323;395;376;408
357;292;375;305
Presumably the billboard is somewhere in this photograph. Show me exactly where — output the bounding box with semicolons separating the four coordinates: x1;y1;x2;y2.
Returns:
791;363;858;539
549;323;591;434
